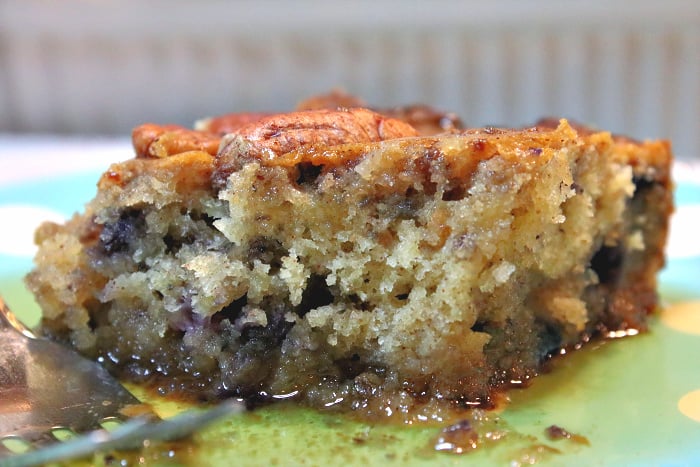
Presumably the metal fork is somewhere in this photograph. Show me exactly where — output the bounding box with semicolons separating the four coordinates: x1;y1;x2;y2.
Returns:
0;295;242;466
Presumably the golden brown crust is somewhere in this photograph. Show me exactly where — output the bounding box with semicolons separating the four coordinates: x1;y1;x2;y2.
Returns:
267;120;578;177
99;150;214;192
130;113;672;206
535;118;673;177
129;111;672;206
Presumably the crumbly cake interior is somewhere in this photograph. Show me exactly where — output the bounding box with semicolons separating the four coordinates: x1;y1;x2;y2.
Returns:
26;102;672;419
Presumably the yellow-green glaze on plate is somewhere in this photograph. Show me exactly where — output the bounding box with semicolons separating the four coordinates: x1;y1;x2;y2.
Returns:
1;165;699;466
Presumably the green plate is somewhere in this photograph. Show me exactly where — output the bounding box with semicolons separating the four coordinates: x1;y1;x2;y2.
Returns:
1;157;699;466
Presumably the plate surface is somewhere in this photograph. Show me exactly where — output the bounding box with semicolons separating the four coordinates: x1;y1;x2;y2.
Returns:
1;144;699;466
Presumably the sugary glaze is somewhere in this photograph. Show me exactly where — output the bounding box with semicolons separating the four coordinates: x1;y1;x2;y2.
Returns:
27;100;673;421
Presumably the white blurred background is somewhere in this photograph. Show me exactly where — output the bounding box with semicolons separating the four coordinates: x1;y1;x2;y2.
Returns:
1;0;698;157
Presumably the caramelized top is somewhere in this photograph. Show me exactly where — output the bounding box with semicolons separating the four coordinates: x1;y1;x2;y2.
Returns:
131;92;461;160
126;94;672;195
266;121;580;183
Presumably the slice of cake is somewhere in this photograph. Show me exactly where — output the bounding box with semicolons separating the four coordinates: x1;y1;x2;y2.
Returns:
26;102;673;418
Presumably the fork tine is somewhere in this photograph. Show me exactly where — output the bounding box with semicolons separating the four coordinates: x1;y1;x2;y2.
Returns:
0;439;17;456
1;295;161;463
67;415;134;435
0;430;60;456
21;430;59;448
65;423;103;436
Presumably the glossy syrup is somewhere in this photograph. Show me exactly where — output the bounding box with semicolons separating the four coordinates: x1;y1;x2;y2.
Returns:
97;328;645;466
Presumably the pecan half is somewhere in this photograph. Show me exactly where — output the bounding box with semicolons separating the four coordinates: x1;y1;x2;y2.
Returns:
213;107;419;188
132;123;221;159
297;90;463;135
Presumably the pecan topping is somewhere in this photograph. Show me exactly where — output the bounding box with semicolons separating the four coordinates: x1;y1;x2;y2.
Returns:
222;107;418;159
297;90;463;135
295;89;367;111
196;112;272;136
132;123;221;159
380;104;463;135
131;92;461;161
214;107;419;188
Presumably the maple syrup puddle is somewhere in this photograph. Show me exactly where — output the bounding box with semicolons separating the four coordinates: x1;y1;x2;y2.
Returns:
97;326;655;466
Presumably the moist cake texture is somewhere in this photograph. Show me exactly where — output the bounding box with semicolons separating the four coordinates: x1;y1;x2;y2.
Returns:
26;100;673;418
